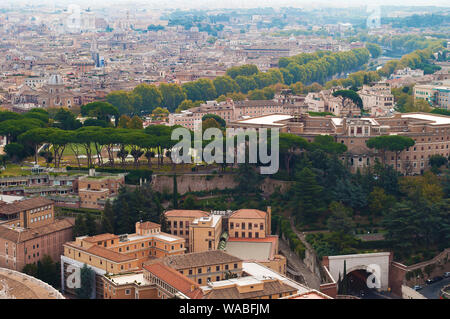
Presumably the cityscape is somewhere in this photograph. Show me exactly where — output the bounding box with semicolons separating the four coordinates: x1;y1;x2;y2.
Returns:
0;0;448;306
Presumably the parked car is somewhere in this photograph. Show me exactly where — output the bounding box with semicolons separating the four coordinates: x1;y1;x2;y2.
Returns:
444;272;450;278
427;276;444;284
413;285;423;291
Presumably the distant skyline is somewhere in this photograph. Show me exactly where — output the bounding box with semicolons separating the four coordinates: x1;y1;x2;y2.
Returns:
3;0;450;9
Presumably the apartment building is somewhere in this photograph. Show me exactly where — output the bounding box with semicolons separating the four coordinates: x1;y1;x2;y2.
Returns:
151;250;244;286
414;84;437;104
358;82;394;116
165;209;209;251
0;174;80;197
168;100;235;130
102;271;159;299
61;221;185;298
229;112;450;175
305;90;361;116
143;260;313;299
77;172;125;209
0;197;74;271
414;84;450;110
228;208;271;240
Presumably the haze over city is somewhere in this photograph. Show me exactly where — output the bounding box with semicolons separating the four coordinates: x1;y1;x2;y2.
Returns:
0;0;447;308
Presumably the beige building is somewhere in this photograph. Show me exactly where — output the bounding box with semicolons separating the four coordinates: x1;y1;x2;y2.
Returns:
358;82;394;116
164;209;210;252
61;221;185;298
77;172;125;209
228;208;271;240
229;112;450;175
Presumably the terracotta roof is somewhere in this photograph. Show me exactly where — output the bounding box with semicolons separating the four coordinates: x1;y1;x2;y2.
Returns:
202;280;297;299
230;209;267;219
0;197;54;216
144;263;203;299
86;245;134;263
65;241;135;263
0;218;74;243
138;221;160;230
160;250;242;269
164;210;209;218
84;233;119;243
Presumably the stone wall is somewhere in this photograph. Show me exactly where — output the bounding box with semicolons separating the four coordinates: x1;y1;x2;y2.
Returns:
151;173;238;194
151;173;293;196
402;285;427;299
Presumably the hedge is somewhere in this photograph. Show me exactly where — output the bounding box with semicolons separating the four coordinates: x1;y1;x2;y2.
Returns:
66;166;153;185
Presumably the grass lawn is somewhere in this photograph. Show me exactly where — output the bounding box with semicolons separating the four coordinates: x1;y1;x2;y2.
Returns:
0;164;33;177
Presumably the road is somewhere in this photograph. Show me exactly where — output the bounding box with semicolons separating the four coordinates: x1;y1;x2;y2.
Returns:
278;238;321;290
418;277;450;299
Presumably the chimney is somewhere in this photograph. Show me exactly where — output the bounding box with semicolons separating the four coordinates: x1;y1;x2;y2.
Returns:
266;206;272;236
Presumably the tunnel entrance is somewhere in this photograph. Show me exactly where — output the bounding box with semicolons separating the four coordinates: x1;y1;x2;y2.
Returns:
339;269;379;298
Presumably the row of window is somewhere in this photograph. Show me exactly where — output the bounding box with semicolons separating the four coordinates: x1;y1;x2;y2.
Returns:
230;222;264;230
181;263;239;276
30;213;52;223
233;231;260;238
28;205;51;214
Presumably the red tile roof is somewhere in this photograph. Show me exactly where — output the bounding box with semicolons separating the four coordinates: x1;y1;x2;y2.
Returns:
0;197;54;216
138;221;160;230
144;263;203;299
164;210;209;218
84;233;119;243
230;209;266;219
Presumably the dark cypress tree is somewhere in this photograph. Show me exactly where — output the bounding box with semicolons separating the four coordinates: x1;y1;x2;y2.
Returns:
173;173;178;209
101;200;115;234
76;264;94;299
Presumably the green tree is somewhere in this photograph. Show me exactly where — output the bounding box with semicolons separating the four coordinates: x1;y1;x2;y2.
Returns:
101;200;115;233
132;83;163;113
292;167;324;224
213;76;239;97
53;108;82;130
76;264;94;299
326;202;355;234
365;43;382;58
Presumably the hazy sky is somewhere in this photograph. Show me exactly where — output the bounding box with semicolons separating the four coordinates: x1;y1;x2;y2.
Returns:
6;0;450;8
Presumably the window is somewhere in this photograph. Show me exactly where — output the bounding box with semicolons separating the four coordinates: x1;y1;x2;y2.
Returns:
234;263;238;269
216;266;220;271
125;289;130;295
230;222;234;229
198;268;202;274
241;223;245;230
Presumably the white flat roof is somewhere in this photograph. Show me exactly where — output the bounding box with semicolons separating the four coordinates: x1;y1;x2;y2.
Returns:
152;233;179;242
0;195;24;203
236;114;292;126
401;113;450;125
242;262;310;293
108;273;149;286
